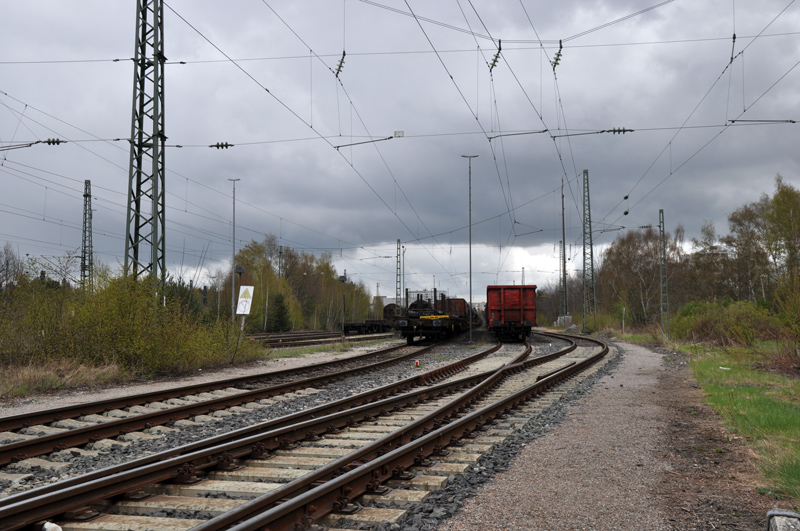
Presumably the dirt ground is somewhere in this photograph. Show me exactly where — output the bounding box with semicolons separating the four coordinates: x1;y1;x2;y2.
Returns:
652;347;791;529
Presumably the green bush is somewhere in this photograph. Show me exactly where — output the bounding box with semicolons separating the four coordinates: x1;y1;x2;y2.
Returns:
0;273;262;380
671;300;782;346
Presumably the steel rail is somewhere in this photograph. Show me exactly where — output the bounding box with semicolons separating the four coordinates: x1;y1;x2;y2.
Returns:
197;335;607;531
0;343;434;466
263;332;394;348
0;341;506;506
253;331;340;339
0;342;515;530
0;336;581;530
0;342;409;434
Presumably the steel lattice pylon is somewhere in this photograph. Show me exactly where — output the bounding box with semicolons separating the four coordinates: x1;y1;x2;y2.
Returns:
581;170;596;332
81;180;93;291
124;0;166;282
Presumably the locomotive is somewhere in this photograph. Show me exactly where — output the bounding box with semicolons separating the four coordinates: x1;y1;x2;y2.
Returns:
390;289;481;345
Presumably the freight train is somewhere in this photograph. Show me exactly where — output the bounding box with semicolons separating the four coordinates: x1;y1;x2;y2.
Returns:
486;285;537;341
343;289;482;343
392;290;482;345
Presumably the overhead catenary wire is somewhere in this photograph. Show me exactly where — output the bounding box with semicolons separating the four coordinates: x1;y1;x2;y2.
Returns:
258;2;472;289
3;2;797;294
597;0;798;229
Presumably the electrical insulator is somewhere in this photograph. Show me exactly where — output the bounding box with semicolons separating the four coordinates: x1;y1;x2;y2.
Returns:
335;50;346;78
489;40;502;72
551;40;563;71
45;138;63;145
211;142;233;149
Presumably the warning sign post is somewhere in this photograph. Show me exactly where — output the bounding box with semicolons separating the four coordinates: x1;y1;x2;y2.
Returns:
236;286;254;331
236;286;254;315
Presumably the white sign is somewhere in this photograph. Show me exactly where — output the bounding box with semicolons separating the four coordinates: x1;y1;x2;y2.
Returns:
236;286;254;315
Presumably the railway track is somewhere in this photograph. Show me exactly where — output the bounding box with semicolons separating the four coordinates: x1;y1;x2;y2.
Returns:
0;341;451;469
0;332;611;531
249;331;393;348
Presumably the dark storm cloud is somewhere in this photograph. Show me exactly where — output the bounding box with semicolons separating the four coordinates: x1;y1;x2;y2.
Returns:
1;0;799;298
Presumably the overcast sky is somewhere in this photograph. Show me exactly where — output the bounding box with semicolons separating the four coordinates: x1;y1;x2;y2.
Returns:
1;0;799;303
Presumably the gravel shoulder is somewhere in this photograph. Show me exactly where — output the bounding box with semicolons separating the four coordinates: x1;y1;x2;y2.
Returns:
436;341;787;531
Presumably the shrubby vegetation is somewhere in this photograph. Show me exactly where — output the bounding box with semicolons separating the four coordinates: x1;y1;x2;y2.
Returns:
0;235;378;394
539;174;800;361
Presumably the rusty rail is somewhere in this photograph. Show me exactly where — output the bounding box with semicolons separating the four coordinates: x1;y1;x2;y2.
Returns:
0;342;435;466
193;334;607;530
0;342;415;434
0;342;519;530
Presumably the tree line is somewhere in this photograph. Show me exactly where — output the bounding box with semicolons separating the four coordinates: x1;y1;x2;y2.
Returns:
206;234;379;332
537;175;799;352
0;234;378;379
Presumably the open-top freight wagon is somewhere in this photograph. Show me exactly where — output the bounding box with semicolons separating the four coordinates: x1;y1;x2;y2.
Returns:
486;285;536;341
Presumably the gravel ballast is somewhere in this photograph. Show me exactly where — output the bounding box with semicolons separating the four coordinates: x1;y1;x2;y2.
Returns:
2;337;789;529
0;337;528;497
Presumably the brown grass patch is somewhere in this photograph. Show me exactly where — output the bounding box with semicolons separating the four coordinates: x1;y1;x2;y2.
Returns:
756;349;800;379
0;359;123;397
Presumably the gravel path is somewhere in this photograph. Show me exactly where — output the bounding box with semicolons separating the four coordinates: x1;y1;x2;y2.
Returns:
435;341;785;531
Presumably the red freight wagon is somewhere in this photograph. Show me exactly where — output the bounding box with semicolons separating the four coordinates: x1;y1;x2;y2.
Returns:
486;285;537;341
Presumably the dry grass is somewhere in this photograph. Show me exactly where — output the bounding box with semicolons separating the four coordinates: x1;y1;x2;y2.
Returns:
0;359;123;397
